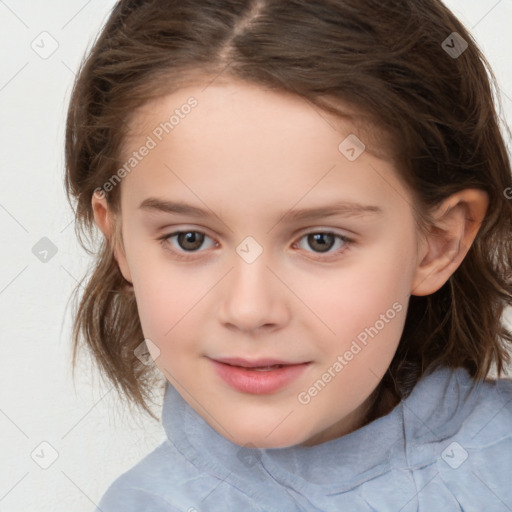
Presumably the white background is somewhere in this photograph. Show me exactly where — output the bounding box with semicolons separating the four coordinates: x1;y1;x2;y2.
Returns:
0;1;511;511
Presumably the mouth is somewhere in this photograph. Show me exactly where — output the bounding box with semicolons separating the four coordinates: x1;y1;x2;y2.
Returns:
209;357;311;394
212;357;308;368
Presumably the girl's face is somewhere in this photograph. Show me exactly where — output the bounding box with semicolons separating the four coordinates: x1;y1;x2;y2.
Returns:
100;79;427;448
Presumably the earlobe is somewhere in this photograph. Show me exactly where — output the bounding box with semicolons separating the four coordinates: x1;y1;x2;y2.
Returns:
411;189;488;296
91;191;133;285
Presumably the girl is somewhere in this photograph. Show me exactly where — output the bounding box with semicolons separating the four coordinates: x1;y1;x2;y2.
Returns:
65;0;512;510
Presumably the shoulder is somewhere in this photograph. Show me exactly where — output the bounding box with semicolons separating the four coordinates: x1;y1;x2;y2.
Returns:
93;440;212;512
464;371;512;444
401;366;512;510
95;478;180;512
403;366;512;441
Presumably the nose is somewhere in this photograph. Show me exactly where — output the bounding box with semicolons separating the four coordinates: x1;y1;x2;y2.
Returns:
218;252;290;333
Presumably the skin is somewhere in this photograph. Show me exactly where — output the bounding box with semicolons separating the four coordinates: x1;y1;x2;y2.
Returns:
92;79;488;448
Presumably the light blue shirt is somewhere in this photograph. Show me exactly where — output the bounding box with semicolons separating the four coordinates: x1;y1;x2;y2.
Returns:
94;366;512;511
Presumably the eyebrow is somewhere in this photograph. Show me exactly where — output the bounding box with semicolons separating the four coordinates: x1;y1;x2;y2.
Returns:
138;197;383;221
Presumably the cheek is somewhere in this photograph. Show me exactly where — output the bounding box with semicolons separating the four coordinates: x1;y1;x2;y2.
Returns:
128;248;201;343
129;259;227;378
133;274;201;375
334;242;412;370
296;240;412;347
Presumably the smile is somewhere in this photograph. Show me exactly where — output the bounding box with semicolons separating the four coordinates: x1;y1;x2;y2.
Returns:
209;357;311;394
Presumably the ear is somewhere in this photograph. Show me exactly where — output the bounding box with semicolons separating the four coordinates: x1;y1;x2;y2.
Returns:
91;190;133;284
411;188;488;296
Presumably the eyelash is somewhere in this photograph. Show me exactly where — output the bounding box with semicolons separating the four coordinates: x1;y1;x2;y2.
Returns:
157;229;354;262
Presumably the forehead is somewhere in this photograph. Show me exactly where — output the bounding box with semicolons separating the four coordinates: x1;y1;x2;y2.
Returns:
118;79;412;223
124;77;392;158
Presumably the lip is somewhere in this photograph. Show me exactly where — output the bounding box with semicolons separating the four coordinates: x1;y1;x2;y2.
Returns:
209;357;311;394
213;357;304;368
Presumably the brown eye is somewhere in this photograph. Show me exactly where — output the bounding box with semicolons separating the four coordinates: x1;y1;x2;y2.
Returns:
175;231;205;251
306;233;336;253
295;231;353;258
160;230;216;258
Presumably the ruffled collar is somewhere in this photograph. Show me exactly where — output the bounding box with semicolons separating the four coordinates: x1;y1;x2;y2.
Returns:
161;366;481;498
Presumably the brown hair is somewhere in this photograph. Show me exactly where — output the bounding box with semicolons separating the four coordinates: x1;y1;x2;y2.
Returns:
65;0;512;422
